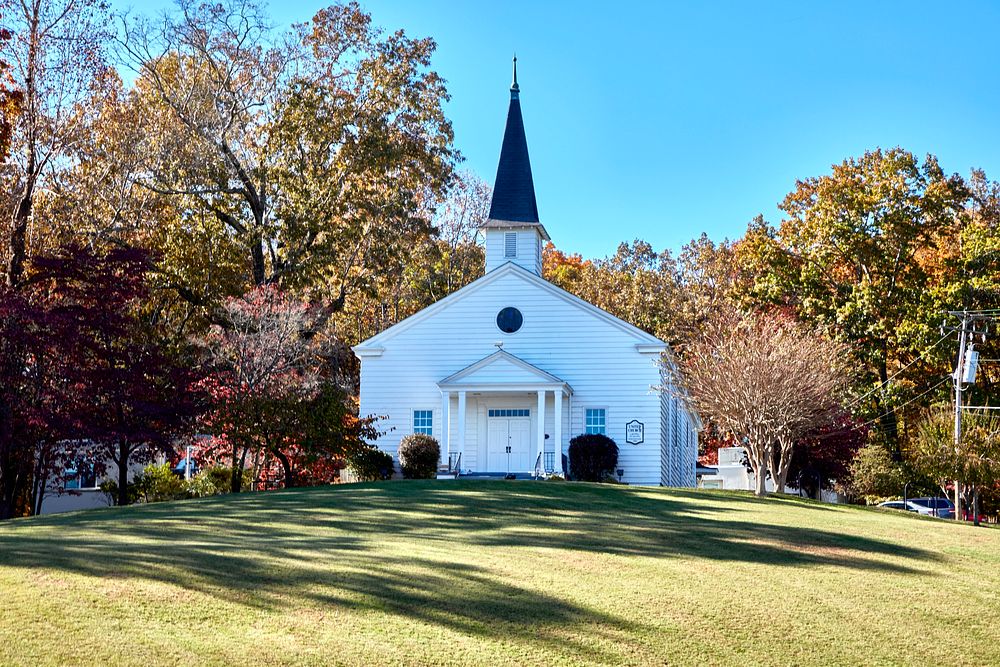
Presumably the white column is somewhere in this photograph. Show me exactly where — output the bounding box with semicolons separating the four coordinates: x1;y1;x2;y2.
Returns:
456;390;467;472
536;389;546;475
553;390;563;475
440;391;451;465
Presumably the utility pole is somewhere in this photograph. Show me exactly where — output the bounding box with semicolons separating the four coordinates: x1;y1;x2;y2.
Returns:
944;310;990;522
953;312;969;521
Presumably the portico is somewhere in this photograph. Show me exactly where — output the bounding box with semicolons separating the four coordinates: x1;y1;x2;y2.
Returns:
437;350;572;476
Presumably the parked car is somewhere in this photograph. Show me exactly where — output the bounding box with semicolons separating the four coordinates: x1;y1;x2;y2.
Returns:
907;497;955;519
878;500;918;513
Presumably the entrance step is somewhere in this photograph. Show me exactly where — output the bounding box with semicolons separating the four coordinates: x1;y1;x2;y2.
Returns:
459;472;536;480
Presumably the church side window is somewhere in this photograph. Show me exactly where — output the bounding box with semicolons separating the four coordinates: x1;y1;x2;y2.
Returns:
504;232;517;258
413;410;433;435
585;408;606;435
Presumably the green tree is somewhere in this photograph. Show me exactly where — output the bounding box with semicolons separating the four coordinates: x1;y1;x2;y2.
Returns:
911;408;1000;526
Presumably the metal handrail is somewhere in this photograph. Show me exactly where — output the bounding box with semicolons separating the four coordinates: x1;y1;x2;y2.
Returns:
533;452;544;479
449;452;462;475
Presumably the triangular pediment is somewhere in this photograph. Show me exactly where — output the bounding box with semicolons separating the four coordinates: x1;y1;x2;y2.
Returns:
353;262;665;353
439;350;568;389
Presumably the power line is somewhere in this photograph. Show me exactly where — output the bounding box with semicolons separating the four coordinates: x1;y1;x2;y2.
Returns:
844;332;952;410
818;376;953;440
851;376;952;432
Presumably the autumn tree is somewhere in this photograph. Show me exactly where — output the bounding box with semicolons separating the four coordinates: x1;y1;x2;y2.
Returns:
786;414;867;498
667;307;850;495
340;170;489;343
0;279;67;518
197;285;364;491
1;0;111;286
120;0;457;309
31;245;200;507
737;149;969;452
0;243;194;516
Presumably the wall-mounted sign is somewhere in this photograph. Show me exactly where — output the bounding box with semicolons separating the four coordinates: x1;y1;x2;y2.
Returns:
625;420;644;445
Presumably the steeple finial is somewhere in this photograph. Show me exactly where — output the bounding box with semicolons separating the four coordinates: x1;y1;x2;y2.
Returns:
510;54;519;97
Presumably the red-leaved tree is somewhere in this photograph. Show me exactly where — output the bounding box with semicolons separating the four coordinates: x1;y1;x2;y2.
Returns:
197;285;372;492
31;246;200;507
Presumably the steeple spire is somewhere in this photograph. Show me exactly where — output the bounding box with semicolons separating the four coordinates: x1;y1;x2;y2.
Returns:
511;54;519;97
487;56;539;223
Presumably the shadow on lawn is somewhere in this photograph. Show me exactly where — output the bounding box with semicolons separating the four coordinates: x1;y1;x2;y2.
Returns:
0;480;940;660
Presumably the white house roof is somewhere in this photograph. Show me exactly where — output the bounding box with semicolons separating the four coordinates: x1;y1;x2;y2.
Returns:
438;349;572;394
352;261;667;353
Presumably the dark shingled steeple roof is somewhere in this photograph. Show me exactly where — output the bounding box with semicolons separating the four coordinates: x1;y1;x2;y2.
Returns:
487;57;540;223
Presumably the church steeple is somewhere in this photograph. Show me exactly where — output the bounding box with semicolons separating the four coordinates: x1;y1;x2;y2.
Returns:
487;56;539;224
483;58;550;276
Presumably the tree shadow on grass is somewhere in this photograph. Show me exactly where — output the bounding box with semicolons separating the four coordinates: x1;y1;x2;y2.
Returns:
0;480;941;660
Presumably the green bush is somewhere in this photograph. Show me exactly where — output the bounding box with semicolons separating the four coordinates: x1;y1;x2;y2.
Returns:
847;443;905;504
99;479;142;506
346;446;395;481
186;470;220;498
568;433;619;482
397;434;440;479
134;463;188;503
187;465;254;495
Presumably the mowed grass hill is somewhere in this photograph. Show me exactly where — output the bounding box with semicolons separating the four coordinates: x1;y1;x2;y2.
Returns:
1;481;998;666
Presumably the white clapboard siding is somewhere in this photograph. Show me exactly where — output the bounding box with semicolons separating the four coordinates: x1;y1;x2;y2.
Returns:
484;228;543;275
357;264;693;486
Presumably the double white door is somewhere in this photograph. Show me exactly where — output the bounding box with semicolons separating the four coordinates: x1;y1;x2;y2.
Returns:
487;417;532;471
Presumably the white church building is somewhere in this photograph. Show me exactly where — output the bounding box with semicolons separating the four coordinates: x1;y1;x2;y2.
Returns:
353;62;698;486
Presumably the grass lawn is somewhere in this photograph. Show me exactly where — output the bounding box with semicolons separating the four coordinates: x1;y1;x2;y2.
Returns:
1;481;999;666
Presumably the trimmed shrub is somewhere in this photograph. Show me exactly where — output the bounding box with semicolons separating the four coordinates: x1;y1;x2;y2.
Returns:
397;434;440;479
347;446;395;482
568;433;619;482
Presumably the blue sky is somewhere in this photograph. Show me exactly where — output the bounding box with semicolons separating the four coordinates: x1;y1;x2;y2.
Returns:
113;1;1000;259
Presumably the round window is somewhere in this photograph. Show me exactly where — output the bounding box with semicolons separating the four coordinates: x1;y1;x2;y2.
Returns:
496;307;523;333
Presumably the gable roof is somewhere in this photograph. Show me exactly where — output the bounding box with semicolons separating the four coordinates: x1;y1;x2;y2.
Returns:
353;261;667;352
438;349;570;391
487;57;540;224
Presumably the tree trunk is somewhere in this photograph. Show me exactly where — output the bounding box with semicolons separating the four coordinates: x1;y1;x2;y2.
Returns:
273;449;294;488
876;355;900;458
972;486;980;527
751;447;768;497
30;447;49;516
754;464;767;496
251;236;266;286
954;481;962;522
6;177;35;288
231;446;250;493
772;437;793;494
116;442;130;506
